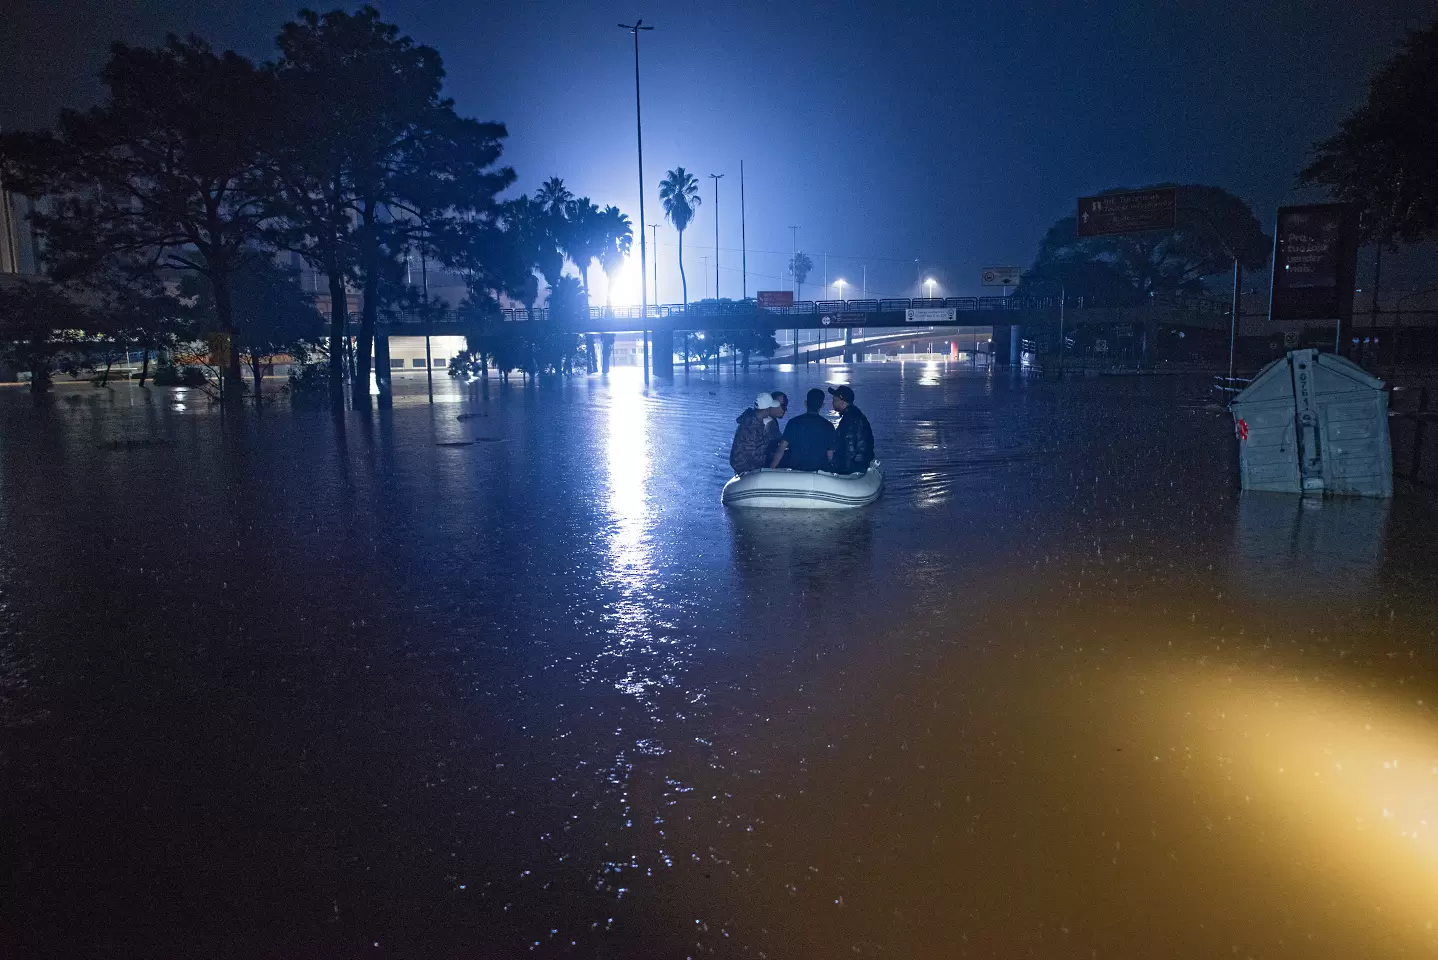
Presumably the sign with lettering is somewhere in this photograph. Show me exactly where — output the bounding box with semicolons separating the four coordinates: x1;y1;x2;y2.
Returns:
1270;203;1359;321
981;266;1021;286
1077;188;1178;237
819;312;868;326
756;290;794;308
905;308;957;324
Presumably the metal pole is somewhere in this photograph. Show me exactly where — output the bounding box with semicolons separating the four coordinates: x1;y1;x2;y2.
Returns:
789;226;798;297
1370;241;1384;368
1057;285;1065;380
620;20;654;383
740;161;747;300
862;264;866;299
649;223;659;304
1227;257;1241;384
422;247;432;402
709;173;723;300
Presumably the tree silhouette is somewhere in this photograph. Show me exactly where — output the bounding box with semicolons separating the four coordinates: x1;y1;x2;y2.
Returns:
598;205;633;307
1016;184;1269;304
788;252;813;299
1300;19;1438;246
0;36;277;404
659;167;702;306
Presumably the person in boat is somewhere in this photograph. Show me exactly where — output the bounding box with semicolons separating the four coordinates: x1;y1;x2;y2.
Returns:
765;391;789;463
769;388;835;470
730;392;785;474
827;385;874;474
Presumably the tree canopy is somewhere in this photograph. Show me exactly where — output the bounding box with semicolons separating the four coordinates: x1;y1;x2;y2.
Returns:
1300;18;1438;246
1016;185;1270;304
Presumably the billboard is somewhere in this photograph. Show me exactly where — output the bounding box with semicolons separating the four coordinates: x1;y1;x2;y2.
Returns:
1270;203;1359;322
756;290;794;308
1077;188;1178;237
981;266;1020;286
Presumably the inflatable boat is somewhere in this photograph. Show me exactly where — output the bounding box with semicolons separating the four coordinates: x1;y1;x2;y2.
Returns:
721;462;884;509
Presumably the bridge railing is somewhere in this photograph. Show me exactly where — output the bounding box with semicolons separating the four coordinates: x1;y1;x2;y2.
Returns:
378;292;1238;327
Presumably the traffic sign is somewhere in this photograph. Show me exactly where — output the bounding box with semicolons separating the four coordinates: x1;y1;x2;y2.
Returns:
1094;339;1109;354
906;308;956;324
981;266;1020;286
1077;188;1177;237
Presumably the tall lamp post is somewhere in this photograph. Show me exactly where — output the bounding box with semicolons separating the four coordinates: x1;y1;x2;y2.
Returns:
648;223;659;305
925;277;937;300
709;173;723;300
834;278;847;301
619;19;653;382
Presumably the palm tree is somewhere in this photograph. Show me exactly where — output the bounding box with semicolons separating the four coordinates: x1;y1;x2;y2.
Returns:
598;205;633;307
659;167;702;306
788;252;813;299
564;198;605;295
535;176;574;216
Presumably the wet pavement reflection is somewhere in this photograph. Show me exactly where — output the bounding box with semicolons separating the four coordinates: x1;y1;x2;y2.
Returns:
1;364;1436;958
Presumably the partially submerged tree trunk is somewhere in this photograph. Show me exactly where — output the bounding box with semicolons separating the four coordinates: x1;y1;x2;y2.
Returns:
212;268;245;406
327;265;348;409
138;347;151;387
352;267;377;411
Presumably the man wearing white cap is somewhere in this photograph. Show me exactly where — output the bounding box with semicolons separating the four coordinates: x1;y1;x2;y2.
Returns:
729;391;785;474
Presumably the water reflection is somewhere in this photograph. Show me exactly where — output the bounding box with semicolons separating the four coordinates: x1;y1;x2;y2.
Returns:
1233;492;1390;601
729;508;874;603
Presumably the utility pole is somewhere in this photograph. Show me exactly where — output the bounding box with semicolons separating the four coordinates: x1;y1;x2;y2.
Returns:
619;19;654;383
709;173;723;300
789;226;799;297
701;256;710;299
740;161;747;300
648;223;659;304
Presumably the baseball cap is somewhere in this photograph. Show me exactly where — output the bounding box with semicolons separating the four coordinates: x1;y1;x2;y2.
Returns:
754;392;776;409
827;385;855;403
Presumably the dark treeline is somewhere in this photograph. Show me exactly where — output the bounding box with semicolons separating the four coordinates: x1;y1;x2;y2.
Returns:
0;6;636;406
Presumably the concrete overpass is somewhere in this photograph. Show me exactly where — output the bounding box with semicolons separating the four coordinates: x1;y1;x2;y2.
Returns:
383;293;1236;376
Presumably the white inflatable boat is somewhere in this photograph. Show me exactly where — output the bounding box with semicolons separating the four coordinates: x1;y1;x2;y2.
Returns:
721;462;884;509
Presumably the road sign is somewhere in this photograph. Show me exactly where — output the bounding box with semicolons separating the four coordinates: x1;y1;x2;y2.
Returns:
819;313;868;326
1077;188;1177;237
981;266;1020;286
1095;339;1109;354
1283;331;1299;348
905;308;956;324
757;290;794;308
1270;203;1359;322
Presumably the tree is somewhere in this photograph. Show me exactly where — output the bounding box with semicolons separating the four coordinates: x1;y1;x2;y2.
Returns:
0;279;93;392
1015;184;1270;304
659;167;702;306
1300;19;1438;246
0;36;277;405
788;252;813;299
272;7;513;410
598;204;633;306
229;259;326;398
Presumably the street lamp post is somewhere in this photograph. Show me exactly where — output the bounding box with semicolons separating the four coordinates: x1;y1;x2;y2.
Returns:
648;223;659;305
835;278;847;301
619;19;654;382
925;277;937;300
709;173;723;300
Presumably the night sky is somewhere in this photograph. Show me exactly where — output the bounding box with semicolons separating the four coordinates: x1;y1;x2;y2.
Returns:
3;0;1435;299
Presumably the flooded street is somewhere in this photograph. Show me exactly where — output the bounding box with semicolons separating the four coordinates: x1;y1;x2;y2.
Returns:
2;365;1436;958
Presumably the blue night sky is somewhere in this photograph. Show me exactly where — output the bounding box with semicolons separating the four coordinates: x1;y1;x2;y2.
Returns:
3;0;1435;299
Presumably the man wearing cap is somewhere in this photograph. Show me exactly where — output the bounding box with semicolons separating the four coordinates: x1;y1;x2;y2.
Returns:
827;385;874;474
765;391;789;463
730;392;785;474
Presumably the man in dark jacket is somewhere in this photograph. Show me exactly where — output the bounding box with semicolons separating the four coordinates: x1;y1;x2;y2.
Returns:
730;392;783;474
827;384;874;474
765;391;789;463
770;388;835;470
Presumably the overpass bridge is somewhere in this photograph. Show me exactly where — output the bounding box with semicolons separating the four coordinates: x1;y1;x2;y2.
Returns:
382;293;1235;376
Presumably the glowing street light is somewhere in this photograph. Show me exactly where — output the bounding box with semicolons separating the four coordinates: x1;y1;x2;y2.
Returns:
925;277;937;299
834;278;847;301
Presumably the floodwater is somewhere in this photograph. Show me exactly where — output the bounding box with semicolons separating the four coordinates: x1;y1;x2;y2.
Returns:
2;364;1436;959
